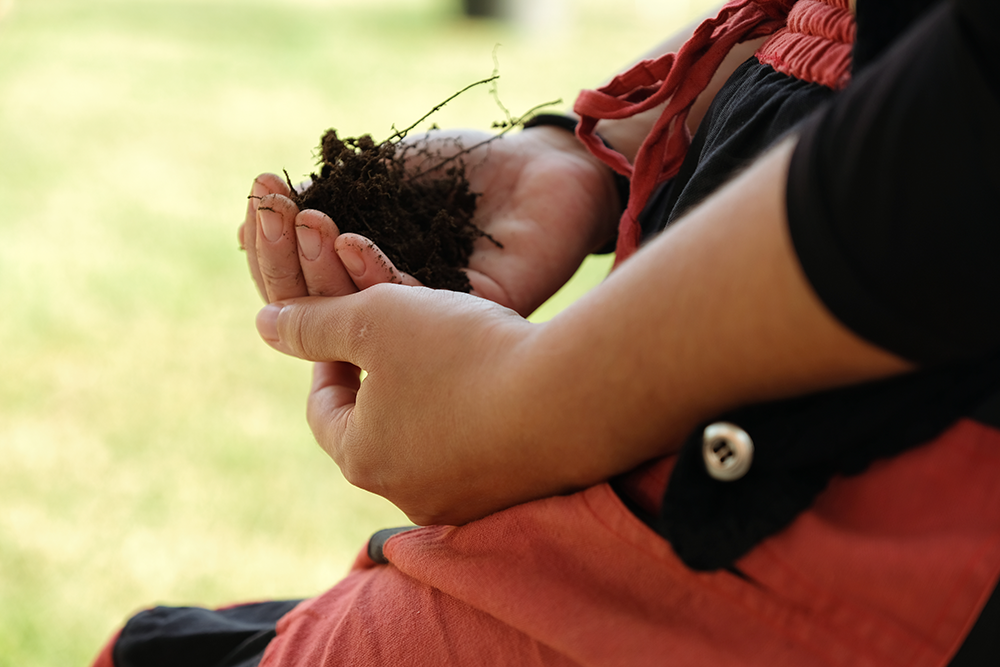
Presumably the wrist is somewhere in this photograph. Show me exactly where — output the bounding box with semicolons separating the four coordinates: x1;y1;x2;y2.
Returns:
522;114;626;254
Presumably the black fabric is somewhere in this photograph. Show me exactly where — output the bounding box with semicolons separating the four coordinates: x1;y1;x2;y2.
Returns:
643;57;835;235
367;525;418;564
659;354;1000;571
949;578;1000;667
971;386;1000;429
954;0;1000;91
852;0;940;71
521;112;579;134
113;600;302;667
787;0;1000;366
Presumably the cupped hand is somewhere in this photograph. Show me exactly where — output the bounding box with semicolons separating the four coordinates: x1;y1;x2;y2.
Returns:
255;284;580;526
237;126;626;523
400;125;621;315
240;125;621;315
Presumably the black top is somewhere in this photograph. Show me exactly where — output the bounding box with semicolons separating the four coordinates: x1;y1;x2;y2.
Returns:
852;0;942;70
788;0;1000;365
619;1;1000;661
637;0;1000;566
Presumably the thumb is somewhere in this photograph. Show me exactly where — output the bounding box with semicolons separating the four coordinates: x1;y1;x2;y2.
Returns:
254;288;399;366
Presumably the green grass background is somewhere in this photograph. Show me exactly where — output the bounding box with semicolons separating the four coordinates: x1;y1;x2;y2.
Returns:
0;0;716;663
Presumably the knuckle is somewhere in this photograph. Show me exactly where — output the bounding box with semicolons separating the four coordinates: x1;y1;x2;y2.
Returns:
340;288;389;358
259;261;301;284
339;460;379;494
336;445;389;498
257;251;304;291
279;302;313;358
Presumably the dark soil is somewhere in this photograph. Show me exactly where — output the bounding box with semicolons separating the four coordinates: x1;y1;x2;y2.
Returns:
290;129;499;292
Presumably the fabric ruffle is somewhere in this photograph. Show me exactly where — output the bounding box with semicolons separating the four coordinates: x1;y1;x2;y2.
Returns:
757;0;855;90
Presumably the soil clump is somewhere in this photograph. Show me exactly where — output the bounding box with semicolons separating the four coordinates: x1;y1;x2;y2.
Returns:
290;129;498;292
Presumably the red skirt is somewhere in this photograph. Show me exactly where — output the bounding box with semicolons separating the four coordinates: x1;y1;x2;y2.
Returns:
251;419;1000;667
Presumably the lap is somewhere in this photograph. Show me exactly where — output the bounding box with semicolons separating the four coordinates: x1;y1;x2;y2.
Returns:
96;420;1000;667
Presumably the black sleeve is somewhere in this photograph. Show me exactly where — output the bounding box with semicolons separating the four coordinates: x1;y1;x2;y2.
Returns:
786;0;1000;366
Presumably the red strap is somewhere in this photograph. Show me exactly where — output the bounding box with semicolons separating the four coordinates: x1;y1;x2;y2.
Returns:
574;0;795;266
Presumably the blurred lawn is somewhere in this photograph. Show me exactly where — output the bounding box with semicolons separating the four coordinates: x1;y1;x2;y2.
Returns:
0;0;716;664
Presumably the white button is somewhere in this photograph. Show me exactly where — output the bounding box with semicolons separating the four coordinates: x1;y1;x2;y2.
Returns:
702;422;754;481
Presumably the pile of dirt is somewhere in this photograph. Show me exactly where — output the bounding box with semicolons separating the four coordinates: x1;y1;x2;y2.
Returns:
290;129;498;292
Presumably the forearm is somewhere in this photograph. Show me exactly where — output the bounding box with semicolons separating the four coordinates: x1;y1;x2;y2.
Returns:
508;136;913;488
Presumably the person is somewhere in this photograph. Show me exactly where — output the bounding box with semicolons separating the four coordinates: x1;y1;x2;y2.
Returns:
93;0;1000;664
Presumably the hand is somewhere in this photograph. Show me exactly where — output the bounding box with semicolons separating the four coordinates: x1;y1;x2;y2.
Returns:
239;126;621;315
403;126;621;315
253;138;914;527
255;284;570;526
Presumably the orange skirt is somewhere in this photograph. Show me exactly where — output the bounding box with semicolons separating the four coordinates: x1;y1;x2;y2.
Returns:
256;419;1000;667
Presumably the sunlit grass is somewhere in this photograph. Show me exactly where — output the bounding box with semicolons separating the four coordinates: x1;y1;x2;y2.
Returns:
0;0;717;664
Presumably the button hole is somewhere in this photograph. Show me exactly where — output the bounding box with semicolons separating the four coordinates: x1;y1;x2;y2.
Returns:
712;440;734;462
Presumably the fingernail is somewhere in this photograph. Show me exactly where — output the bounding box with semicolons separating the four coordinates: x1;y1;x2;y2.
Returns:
259;207;283;242
339;244;365;278
296;225;322;261
256;304;282;343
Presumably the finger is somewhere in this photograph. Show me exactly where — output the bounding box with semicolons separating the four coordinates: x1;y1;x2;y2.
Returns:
311;359;362;396
243;174;292;301
335;233;421;290
306;360;360;455
294;209;358;298
256;192;306;302
465;268;515;312
308;360;361;426
307;360;381;486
